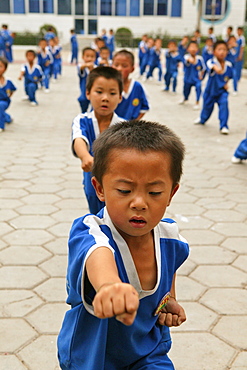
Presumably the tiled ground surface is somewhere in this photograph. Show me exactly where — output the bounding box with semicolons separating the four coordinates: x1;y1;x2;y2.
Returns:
0;49;246;369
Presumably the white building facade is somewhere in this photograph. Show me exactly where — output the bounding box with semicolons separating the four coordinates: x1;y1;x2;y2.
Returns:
0;0;246;44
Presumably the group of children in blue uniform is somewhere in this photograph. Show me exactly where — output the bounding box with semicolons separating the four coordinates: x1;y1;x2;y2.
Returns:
0;24;14;63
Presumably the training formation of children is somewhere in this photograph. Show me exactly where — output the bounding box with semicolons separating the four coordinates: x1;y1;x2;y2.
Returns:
0;22;246;369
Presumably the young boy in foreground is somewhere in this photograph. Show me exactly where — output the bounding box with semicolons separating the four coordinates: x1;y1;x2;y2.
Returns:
72;66;123;214
58;120;189;369
194;40;233;134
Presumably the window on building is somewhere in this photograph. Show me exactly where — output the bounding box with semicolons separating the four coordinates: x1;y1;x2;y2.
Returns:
157;0;168;15
75;0;84;15
89;0;97;15
14;0;25;13
43;0;53;13
171;0;182;17
116;0;126;15
101;0;112;15
88;19;97;34
144;0;154;15
203;0;227;19
130;0;139;16
0;0;10;12
75;19;84;34
58;0;71;14
29;0;39;12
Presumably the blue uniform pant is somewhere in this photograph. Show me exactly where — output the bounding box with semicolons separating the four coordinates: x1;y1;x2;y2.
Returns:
0;101;9;129
200;90;229;130
140;54;149;75
235;59;243;81
42;66;50;89
234;133;247;160
183;80;201;102
105;339;174;370
25;82;38;103
232;67;238;92
147;63;162;81
51;60;60;79
71;46;78;64
164;71;178;92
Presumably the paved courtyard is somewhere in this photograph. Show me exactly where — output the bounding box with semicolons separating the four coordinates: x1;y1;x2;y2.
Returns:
0;48;247;370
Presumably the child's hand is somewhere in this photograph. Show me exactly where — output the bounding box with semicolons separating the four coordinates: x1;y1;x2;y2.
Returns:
81;153;94;172
188;56;195;64
224;83;229;90
86;62;94;71
93;282;139;326
213;64;223;74
45;61;50;66
157;297;186;327
18;76;22;81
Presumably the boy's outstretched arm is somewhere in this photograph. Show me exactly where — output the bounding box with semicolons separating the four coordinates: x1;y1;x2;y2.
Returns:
73;138;94;172
157;273;186;327
86;247;139;326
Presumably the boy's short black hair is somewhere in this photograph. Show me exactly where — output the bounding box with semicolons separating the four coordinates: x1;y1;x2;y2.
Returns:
26;50;36;57
113;49;135;66
86;66;123;95
39;38;47;43
168;39;177;46
82;47;96;56
213;40;228;51
0;56;8;70
100;46;110;53
187;41;199;49
92;120;185;187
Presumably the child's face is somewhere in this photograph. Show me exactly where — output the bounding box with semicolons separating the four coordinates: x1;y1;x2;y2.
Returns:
112;54;134;81
86;77;122;118
39;40;47;50
83;50;96;63
100;49;110;60
0;61;6;76
187;43;198;56
26;52;35;63
147;39;154;48
93;149;178;243
206;39;213;47
214;44;228;60
168;42;177;52
155;39;162;48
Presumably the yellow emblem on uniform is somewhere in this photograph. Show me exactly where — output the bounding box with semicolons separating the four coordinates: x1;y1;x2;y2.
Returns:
197;66;201;70
34;76;38;80
132;98;139;106
6;89;11;97
224;76;229;82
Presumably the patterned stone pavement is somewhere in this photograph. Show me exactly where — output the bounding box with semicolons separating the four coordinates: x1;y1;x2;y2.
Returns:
0;49;246;369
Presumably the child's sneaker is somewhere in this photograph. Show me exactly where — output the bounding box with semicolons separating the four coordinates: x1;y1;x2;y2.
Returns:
220;127;229;135
193;117;203;125
21;95;29;101
30;101;38;106
193;104;200;110
44;89;50;93
231;156;242;164
178;99;186;105
0;128;3;133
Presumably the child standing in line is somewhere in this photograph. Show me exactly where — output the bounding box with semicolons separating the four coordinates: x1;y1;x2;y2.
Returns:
232;132;247;163
138;34;148;75
235;26;246;82
96;46;111;66
70;29;78;64
72;66;123;214
0;56;16;132
77;47;96;113
179;41;206;110
164;40;182;93
194;41;233;135
178;35;189;58
48;37;62;81
202;38;214;64
146;38;163;82
58;119;189;370
226;35;238;95
106;29;115;59
140;37;154;78
112;49;150;120
37;38;53;93
18;50;43;106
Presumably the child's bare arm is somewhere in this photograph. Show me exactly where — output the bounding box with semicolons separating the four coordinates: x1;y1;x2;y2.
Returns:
73;138;94;172
136;112;145;120
86;247;139;326
157;273;186;327
18;71;25;80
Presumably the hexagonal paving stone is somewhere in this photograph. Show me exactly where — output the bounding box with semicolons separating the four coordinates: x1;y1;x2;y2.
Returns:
221;237;247;254
16;204;58;215
0;209;19;222
0;266;47;289
0;199;23;210
173;215;213;230
2;171;34;180
31;176;63;184
173;302;218;331
170;332;236;370
48;222;72;237
20;193;61;205
0;318;37;352
181;229;224;246
0;239;7;251
231;351;247;367
57;188;84;199
0;290;43;317
176;276;206;301
212;222;247;237
204;209;246;222
34;277;67;302
0;354;27;369
0;222;14;236
0;179;31;188
40;255;67;277
44;237;68;255
189;246;237;265
18;335;59;370
10;215;56;229
51;209;84;222
26;303;68;333
196;198;236;210
233;255;247;273
0;246;52;265
189;188;227;198
54;198;86;209
213;316;247;349
176;259;196;276
191;265;247;288
200;288;247;315
0;188;28;199
168;203;205;217
26;183;63;193
3;229;54;246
